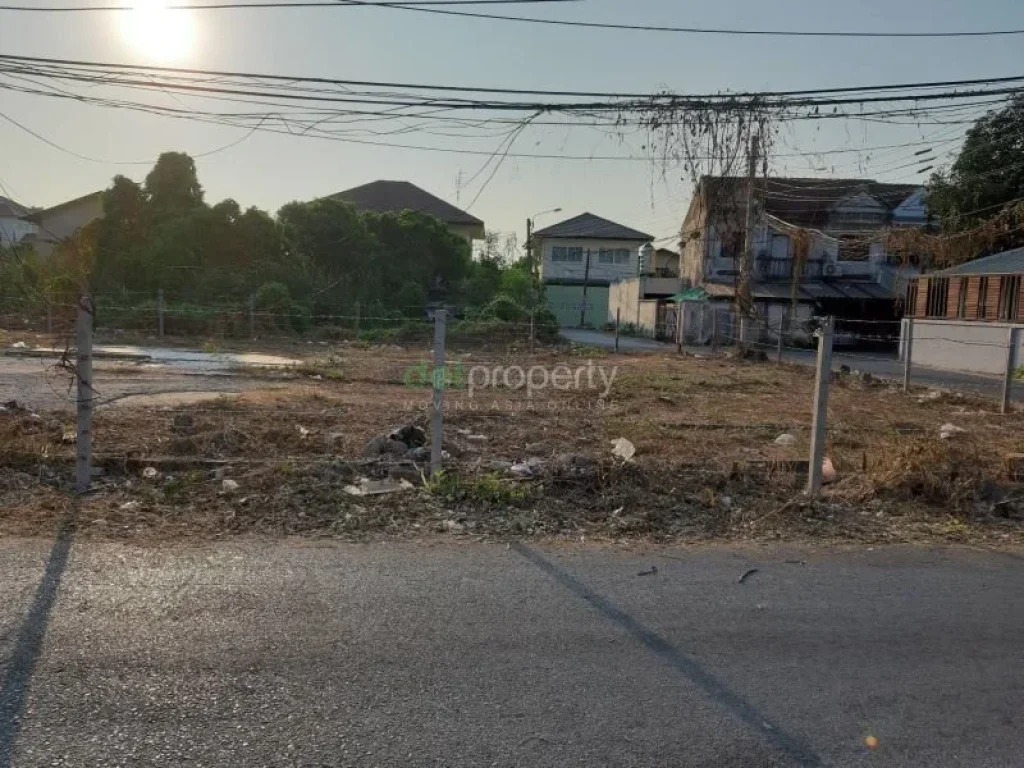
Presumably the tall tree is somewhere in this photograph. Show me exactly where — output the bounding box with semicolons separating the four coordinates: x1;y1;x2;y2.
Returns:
145;151;204;217
929;95;1024;230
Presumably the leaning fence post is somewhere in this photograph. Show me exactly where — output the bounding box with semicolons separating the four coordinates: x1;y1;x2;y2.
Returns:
902;317;914;393
1002;326;1018;414
776;310;786;365
430;309;447;476
158;288;165;338
614;307;620;352
807;316;834;496
75;295;94;494
248;294;256;339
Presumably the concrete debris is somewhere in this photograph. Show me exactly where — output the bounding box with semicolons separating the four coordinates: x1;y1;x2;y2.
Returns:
443;519;465;534
119;501;140;511
611;437;636;461
774;433;797;446
222;478;240;492
940;423;966;440
10;341;27;349
343;477;414;496
61;429;76;444
466;434;487;442
510;457;546;479
142;466;159;479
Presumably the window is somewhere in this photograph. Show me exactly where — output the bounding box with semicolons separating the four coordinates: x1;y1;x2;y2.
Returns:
998;275;1020;321
551;246;583;263
925;277;949;318
957;277;968;318
978;276;990;318
598;248;632;265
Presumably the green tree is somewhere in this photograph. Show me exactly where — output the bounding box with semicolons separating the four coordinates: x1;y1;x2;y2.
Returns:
930;95;1024;230
145;151;204;218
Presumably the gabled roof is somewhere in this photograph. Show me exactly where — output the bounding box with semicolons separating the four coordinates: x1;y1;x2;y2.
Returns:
533;212;653;241
28;190;104;221
0;195;30;219
938;247;1024;276
699;177;923;229
327;180;483;226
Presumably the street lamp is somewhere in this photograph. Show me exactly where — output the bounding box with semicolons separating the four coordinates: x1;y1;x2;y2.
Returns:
526;207;562;279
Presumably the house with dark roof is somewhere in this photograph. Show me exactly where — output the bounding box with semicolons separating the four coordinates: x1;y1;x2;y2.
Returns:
677;176;931;343
532;212;653;327
0;196;37;245
327;180;485;243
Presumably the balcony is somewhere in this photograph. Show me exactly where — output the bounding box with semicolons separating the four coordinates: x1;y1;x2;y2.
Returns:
754;256;824;281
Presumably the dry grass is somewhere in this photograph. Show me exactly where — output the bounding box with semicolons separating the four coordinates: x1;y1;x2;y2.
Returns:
2;346;1024;543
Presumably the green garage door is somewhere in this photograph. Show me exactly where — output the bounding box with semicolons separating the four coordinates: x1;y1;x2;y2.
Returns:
544;285;609;328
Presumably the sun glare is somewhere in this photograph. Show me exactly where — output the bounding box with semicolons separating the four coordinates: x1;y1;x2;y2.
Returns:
120;0;196;62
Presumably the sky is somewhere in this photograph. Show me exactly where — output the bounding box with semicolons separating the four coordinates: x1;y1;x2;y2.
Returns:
0;0;1023;248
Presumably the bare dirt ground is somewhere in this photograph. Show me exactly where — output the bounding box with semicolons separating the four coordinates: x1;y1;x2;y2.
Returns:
2;333;1023;544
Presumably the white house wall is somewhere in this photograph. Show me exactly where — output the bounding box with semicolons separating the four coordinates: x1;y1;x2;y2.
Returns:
539;237;642;283
0;216;37;245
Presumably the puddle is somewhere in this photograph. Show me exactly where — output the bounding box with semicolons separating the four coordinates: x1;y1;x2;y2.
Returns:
108;391;241;408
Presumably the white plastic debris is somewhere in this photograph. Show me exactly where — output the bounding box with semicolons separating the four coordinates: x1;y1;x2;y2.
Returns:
142;466;158;479
510;457;546;479
939;423;966;440
343;477;414;496
774;433;797;446
119;501;140;511
822;457;837;485
610;437;636;461
222;478;240;492
61;429;77;444
297;425;311;439
466;434;487;442
10;341;27;349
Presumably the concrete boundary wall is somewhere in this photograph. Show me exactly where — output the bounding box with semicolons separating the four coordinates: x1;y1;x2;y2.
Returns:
901;318;1024;376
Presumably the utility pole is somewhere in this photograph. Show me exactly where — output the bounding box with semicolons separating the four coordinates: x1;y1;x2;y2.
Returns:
579;248;591;328
525;218;533;279
738;132;760;348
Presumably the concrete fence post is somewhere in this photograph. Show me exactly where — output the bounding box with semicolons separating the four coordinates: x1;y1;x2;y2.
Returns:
1002;326;1018;415
158;288;165;338
430;309;447;476
75;295;94;494
902;318;914;393
807;316;834;496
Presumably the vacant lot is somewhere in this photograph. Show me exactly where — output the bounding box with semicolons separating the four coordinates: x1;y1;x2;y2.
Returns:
2;338;1023;543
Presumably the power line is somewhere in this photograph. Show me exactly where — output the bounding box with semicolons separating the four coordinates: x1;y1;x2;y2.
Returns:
2;52;1023;102
0;0;577;9
339;0;1024;38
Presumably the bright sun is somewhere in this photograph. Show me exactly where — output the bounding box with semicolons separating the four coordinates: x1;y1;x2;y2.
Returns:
120;0;196;62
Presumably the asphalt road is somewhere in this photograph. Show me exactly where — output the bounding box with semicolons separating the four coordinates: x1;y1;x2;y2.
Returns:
1;537;1023;767
560;328;1021;401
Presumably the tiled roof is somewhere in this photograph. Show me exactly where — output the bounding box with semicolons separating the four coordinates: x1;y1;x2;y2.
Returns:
702;177;923;229
0;196;30;218
533;212;653;241
328;180;482;226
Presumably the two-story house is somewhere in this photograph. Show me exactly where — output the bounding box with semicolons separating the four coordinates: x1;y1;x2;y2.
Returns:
533;212;653;327
679;176;930;340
